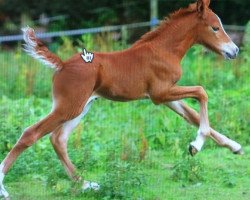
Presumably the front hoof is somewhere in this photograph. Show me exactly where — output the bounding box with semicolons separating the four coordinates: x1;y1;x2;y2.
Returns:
189;145;198;156
233;148;244;155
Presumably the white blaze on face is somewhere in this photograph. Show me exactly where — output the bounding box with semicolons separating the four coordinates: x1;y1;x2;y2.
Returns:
215;14;229;37
215;15;239;59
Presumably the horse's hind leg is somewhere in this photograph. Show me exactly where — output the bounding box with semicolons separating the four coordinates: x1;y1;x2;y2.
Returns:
0;97;90;198
50;96;96;179
50;96;100;190
50;125;77;179
0;111;70;198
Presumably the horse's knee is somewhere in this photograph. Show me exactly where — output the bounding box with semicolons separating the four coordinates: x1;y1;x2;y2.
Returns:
196;86;208;102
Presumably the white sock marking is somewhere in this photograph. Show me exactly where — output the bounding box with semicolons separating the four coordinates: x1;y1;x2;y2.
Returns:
190;131;206;151
166;101;185;115
0;164;4;183
0;164;9;198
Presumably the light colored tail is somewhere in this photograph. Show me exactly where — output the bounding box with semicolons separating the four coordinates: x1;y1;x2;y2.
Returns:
22;27;63;70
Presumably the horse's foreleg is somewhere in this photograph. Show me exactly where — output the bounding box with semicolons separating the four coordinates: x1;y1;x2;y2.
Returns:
166;100;242;154
153;86;210;155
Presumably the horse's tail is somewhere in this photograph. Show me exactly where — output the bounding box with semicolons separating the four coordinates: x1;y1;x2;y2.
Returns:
22;27;63;70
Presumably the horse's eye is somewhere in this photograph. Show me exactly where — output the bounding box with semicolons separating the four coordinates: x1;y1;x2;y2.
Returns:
212;27;219;32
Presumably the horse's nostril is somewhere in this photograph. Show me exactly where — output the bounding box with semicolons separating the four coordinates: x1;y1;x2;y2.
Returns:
226;52;233;59
224;51;237;59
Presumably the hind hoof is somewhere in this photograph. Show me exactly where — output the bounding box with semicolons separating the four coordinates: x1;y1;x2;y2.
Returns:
189;145;198;156
82;181;100;191
233;148;244;155
0;184;9;199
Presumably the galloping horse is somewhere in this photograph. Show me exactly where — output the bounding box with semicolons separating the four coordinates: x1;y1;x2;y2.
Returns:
0;0;242;197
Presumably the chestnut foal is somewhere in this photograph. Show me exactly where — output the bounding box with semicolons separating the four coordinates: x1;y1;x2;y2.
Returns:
0;0;242;197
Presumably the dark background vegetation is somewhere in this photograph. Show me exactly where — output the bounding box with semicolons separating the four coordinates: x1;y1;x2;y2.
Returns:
0;0;250;34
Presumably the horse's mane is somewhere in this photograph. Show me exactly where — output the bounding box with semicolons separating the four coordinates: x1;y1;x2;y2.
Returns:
133;3;197;47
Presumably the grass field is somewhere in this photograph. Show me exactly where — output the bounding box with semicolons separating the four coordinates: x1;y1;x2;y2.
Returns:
0;31;250;199
5;147;250;200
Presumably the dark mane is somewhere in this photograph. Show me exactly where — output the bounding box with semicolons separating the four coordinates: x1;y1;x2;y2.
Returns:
133;3;197;47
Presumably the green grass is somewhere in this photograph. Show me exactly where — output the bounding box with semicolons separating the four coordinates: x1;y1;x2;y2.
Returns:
5;147;250;200
0;33;250;199
0;94;249;199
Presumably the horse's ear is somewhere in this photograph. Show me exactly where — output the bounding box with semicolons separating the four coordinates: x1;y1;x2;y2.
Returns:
197;0;210;17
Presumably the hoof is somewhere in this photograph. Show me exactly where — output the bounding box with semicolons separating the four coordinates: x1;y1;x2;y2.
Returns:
233;148;244;155
189;145;198;156
82;181;100;191
0;189;9;200
0;184;9;199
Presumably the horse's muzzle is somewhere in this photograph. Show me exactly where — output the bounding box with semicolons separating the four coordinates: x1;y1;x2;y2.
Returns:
221;42;239;60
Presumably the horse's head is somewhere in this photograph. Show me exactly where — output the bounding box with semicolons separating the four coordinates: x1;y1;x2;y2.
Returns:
194;0;239;59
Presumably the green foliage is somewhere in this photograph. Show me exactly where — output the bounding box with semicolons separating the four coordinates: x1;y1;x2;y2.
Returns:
0;96;51;154
242;21;250;62
77;34;95;51
0;36;249;199
95;151;144;199
0;50;52;98
171;156;205;183
76;32;127;52
221;169;238;188
57;36;77;59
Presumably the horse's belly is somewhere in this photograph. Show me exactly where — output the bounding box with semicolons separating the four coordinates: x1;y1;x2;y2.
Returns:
95;85;148;102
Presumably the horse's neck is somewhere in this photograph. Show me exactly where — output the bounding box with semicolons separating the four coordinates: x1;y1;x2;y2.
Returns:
146;14;198;61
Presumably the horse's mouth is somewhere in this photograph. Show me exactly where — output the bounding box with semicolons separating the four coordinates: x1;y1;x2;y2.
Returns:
222;51;237;60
